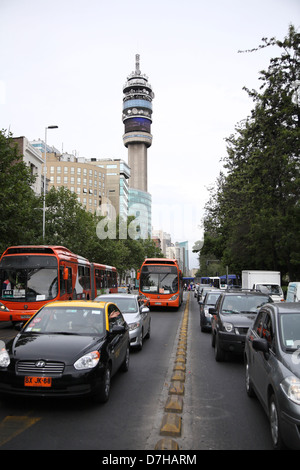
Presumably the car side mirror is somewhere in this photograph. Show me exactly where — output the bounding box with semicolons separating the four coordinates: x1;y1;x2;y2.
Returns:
209;307;216;314
252;337;269;353
110;324;126;335
140;307;150;314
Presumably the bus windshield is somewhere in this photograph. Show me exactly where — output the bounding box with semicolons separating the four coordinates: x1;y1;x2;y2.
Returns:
0;255;58;302
140;266;179;294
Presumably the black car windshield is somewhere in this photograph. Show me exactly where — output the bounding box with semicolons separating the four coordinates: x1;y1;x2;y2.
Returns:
24;306;105;336
279;313;300;352
96;296;137;313
221;295;270;314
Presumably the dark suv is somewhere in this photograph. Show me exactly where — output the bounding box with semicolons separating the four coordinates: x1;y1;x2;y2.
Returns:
210;290;272;361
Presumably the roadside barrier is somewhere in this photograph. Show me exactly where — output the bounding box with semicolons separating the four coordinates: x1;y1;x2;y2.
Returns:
154;293;190;450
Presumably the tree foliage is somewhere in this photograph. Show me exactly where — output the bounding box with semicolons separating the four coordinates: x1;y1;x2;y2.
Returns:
202;25;300;280
0;130;42;253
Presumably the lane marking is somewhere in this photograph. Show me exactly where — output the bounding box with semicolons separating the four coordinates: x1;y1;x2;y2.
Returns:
0;415;41;447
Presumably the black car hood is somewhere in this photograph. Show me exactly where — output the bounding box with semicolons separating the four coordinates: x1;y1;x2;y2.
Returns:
8;333;103;364
221;312;257;327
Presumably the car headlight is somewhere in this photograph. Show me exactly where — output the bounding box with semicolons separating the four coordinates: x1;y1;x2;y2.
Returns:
0;348;10;367
129;322;140;331
0;302;9;312
223;322;234;333
280;376;300;405
74;351;100;370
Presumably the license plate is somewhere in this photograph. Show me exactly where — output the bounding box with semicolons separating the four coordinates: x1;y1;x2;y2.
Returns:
24;376;52;387
155;302;162;305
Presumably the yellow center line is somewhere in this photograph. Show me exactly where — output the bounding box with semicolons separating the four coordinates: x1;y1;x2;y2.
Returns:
0;415;41;447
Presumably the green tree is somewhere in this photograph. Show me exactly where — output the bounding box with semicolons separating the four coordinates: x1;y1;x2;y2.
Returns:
202;25;300;279
0;130;42;254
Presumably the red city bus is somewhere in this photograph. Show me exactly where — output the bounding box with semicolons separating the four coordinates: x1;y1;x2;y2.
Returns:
137;258;183;308
0;246;117;323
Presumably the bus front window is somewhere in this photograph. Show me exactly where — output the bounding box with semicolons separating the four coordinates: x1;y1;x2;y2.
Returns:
140;271;178;295
0;255;58;302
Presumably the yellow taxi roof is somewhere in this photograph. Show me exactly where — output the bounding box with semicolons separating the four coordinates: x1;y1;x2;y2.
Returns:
45;300;112;309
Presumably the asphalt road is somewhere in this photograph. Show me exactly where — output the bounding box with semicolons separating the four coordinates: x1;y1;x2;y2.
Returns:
0;292;273;450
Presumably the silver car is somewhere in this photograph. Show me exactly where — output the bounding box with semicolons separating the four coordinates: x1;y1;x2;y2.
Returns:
245;302;300;450
95;294;151;350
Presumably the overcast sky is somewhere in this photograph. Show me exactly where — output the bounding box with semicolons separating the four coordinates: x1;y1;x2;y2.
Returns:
1;0;299;269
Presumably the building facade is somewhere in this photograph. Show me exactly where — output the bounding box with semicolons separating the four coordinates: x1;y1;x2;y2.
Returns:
88;158;130;220
13;136;44;195
44;152;107;213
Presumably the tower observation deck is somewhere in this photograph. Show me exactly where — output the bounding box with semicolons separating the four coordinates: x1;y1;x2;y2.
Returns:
122;54;154;192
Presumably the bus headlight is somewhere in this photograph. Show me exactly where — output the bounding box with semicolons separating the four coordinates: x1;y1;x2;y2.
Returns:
170;294;179;301
0;303;9;312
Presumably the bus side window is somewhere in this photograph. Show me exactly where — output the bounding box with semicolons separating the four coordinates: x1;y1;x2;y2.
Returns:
60;267;66;295
66;267;72;294
85;267;91;289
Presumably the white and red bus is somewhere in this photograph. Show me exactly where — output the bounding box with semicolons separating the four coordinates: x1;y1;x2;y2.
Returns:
0;245;117;323
137;258;183;308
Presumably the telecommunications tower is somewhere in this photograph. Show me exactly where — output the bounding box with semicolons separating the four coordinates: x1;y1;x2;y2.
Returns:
122;55;154;237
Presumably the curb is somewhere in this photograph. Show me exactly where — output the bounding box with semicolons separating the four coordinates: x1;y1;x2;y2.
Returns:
154;293;190;450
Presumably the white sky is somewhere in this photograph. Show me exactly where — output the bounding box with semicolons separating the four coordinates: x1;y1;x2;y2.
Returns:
1;0;299;270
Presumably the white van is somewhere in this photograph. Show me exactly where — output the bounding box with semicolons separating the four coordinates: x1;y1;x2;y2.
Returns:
286;282;300;302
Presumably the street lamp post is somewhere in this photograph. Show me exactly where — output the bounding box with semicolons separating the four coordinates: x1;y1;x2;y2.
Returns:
43;125;58;240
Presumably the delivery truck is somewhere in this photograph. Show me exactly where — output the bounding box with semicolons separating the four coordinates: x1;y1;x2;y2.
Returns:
242;270;284;302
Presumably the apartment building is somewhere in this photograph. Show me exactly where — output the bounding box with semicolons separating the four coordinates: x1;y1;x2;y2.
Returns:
88;158;130;220
45;153;107;213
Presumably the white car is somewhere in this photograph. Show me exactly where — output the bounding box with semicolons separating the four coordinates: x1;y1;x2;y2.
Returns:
95;294;151;350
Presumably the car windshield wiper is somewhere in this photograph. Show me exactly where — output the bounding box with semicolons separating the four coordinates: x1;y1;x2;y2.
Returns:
46;331;81;335
222;309;240;314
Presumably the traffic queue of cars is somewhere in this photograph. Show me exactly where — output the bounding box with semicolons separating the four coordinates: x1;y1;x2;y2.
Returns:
198;284;300;450
0;294;151;404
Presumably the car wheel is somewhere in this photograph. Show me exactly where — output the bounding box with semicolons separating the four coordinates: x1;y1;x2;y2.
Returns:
269;394;286;450
245;359;255;397
211;330;216;347
96;365;111;403
214;333;225;362
120;344;130;372
145;321;151;339
137;330;143;350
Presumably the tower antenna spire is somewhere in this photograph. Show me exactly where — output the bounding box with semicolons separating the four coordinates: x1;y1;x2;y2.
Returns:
135;54;140;74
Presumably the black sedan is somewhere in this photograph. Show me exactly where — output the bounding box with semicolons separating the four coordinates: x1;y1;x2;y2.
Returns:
210;290;272;361
0;300;130;403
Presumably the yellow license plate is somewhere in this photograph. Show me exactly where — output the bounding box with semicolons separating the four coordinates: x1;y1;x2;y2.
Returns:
24;376;52;387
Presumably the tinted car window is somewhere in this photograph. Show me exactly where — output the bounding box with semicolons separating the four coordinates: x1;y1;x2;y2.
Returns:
279;313;300;351
221;295;270;314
